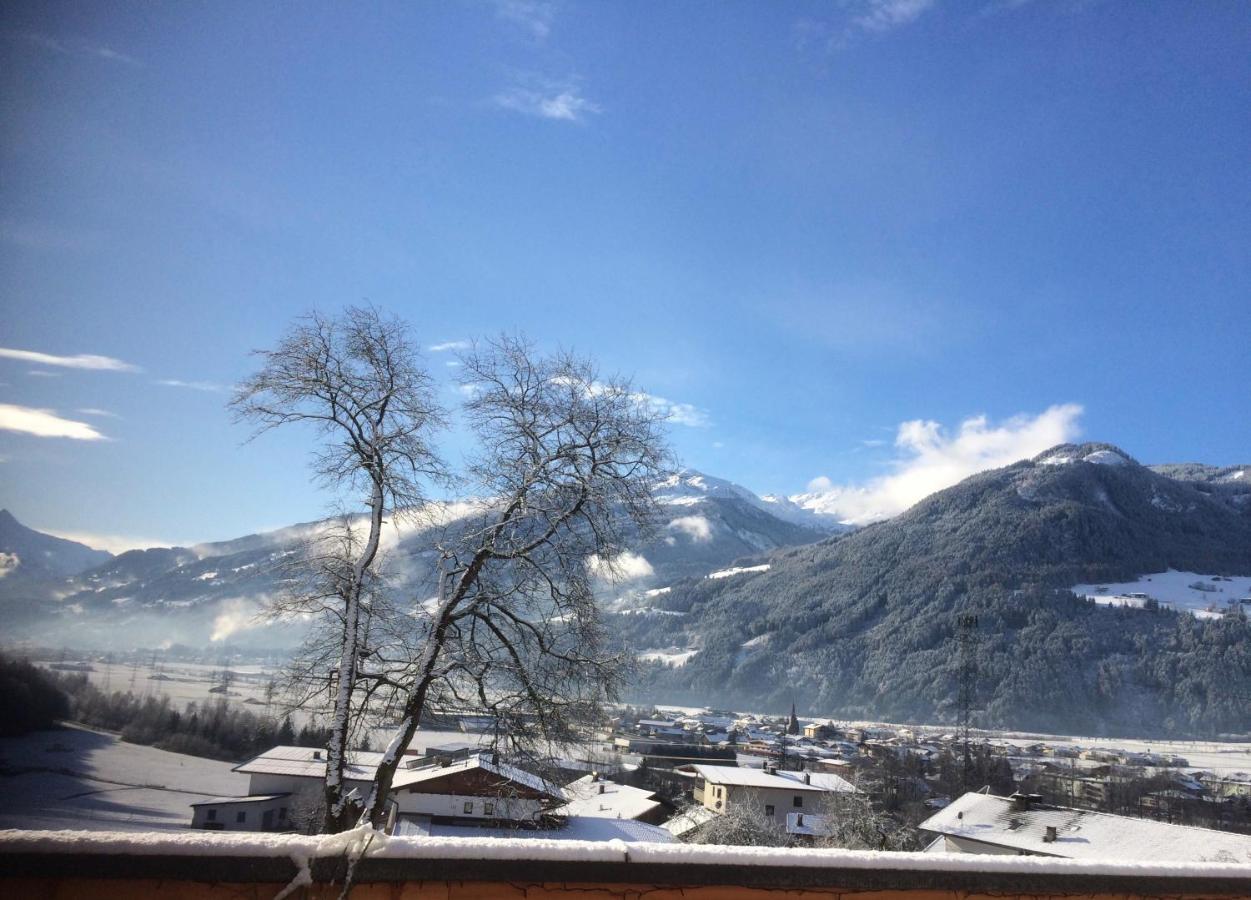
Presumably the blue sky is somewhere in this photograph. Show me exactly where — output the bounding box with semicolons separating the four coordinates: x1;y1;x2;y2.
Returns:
1;0;1248;550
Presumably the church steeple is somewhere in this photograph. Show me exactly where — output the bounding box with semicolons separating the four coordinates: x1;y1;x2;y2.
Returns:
787;701;800;735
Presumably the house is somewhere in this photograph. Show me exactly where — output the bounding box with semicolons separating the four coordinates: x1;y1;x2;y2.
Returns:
686;764;857;826
191;745;563;834
637;718;687;739
189;794;291;832
558;773;667;824
190;745;388;831
919;791;1251;863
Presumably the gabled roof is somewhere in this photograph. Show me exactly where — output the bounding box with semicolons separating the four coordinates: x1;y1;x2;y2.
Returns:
919;792;1251;863
233;746;384;781
690;765;857;793
558;775;663;820
189;793;289;806
391;752;563;800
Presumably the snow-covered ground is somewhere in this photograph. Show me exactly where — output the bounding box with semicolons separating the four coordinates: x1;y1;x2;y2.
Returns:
1071;570;1251;620
0;725;247;832
707;563;770;580
637;648;698;667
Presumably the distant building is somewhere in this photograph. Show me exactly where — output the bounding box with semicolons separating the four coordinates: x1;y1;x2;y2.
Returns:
919;791;1251;862
686;764;857;827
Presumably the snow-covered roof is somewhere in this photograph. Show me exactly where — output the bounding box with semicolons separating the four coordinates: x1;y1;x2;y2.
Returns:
691;765;857;793
391;752;562;800
786;812;832;837
189;794;289;807
659;805;717;838
394;815;673;843
919;792;1251;863
558;775;663;820
233;746;384;781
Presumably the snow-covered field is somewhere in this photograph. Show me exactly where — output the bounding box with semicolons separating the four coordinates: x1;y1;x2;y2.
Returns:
637;648;698;667
1071;570;1251;620
39;660;282;710
0;725;247;832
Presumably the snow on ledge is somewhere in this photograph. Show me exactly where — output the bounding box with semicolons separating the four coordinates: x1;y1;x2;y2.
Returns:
2;830;1251;880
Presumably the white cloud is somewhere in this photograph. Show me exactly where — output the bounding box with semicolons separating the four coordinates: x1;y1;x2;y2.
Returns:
155;379;226;392
495;76;601;122
0;347;140;372
852;0;935;33
210;598;262;642
20;32;141;66
0;403;108;440
633;391;711;428
43;529;178;554
493;0;555;40
429;340;471;352
668;515;713;543
794;403;1084;525
586;550;654;582
77;408;119;418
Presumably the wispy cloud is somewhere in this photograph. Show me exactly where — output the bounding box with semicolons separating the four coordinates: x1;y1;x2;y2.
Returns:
43;529;178;554
0;403;109;441
852;0;936;33
796;0;936;51
78;408;119;418
493;0;556;40
0;347;140;373
639;392;711;428
795;403;1084;524
27;370;62;378
155;379;226;392
19;32;141;67
429;340;471;352
495;74;601;122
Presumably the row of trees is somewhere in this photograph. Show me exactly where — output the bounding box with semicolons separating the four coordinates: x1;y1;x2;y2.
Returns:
48;670;332;760
231;307;672;831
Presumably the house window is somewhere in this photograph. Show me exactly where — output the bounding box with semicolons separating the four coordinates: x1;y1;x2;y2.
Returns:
236;810;247;824
206;809;217;821
463;801;474;814
483;802;495;816
764;805;775;817
794;796;803;808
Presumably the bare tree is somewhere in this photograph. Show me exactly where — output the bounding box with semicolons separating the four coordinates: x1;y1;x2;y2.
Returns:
231;306;444;832
356;336;671;828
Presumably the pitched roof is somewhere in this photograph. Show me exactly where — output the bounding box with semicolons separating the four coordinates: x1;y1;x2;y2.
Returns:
189;793;290;806
558;775;663;820
690;765;857;793
232;746;384;781
391;752;563;799
919;792;1251;863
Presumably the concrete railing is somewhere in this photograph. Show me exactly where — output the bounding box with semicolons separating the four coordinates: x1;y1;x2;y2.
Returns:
2;830;1250;899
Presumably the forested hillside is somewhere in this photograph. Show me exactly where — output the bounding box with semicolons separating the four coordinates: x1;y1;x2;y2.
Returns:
625;444;1251;737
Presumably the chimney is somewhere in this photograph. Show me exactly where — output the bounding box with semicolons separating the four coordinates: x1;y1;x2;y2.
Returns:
312;750;321;760
598;783;606;795
1009;792;1031;811
1043;825;1058;843
803;772;811;785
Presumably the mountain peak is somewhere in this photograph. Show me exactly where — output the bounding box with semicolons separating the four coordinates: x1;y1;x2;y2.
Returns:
1033;442;1139;468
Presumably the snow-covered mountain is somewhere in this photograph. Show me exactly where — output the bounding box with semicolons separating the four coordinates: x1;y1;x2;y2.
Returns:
0;472;833;650
655;470;851;533
0;509;113;582
627;442;1251;735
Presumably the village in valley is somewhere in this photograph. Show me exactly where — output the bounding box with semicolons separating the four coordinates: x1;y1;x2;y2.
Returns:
5;648;1251;863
